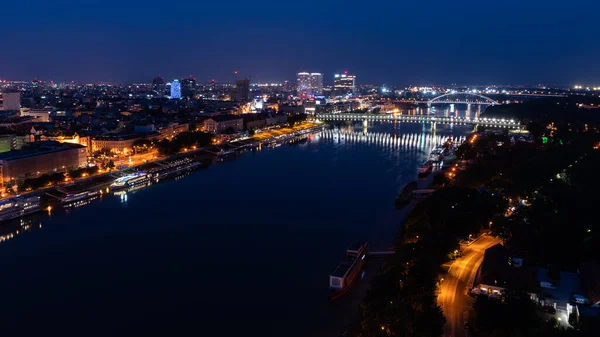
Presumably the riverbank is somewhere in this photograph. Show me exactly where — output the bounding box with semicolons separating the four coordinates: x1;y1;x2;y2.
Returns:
2;122;328;220
353;132;494;336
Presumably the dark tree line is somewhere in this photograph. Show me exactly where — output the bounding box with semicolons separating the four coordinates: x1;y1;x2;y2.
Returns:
155;131;213;155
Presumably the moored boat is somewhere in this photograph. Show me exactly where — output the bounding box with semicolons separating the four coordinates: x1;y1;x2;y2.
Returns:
61;191;101;205
0;196;41;222
329;241;368;299
395;181;418;206
110;172;152;191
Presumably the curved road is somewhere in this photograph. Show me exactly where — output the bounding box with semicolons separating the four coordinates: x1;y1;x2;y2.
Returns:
438;235;501;337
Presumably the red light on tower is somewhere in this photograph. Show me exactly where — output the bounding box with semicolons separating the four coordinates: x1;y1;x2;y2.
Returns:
344;70;348;75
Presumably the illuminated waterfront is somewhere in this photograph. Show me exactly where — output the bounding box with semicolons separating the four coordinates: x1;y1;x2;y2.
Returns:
0;120;471;337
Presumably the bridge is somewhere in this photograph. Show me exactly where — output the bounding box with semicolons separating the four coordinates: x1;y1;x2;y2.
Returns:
316;113;521;129
389;92;500;105
391;91;567;106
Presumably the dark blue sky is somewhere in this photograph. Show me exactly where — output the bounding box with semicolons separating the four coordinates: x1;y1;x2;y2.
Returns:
2;0;598;85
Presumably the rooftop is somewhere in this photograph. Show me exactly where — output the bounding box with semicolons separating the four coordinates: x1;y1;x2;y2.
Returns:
0;141;84;161
477;244;539;293
207;115;243;122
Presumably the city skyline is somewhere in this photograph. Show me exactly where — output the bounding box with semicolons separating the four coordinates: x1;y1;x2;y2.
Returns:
1;1;598;85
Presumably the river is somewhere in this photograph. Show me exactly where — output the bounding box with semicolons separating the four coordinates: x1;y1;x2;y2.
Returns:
0;116;472;337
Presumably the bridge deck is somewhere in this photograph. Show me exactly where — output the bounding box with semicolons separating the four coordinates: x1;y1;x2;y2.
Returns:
316;113;521;128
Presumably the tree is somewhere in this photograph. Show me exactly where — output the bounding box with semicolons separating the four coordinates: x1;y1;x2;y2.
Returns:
133;139;152;153
103;160;115;171
288;114;307;127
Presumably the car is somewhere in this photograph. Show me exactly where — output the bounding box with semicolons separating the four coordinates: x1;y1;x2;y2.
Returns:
543;306;556;314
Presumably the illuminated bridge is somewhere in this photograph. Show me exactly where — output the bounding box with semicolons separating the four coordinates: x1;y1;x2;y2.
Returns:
393;92;500;105
316;113;520;129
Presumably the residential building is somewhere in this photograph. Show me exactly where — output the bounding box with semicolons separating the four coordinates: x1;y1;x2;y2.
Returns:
203;115;244;134
91;133;142;154
157;122;190;139
0;141;87;185
474;244;539;301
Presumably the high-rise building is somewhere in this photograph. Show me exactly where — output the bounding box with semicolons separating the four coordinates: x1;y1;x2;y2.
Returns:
296;72;323;97
232;79;250;102
181;76;197;98
1;91;21;111
31;79;42;95
152;76;165;95
170;80;181;99
333;73;356;96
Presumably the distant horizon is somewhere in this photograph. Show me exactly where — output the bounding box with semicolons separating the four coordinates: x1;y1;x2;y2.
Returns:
0;76;591;89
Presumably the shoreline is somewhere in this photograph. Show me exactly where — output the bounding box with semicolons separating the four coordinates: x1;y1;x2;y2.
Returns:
0;123;328;223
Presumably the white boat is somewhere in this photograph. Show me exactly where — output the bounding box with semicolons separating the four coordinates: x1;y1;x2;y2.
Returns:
61;191;100;205
0;196;41;222
110;172;152;191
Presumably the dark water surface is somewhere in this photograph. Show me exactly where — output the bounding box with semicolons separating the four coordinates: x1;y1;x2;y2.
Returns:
0;121;470;336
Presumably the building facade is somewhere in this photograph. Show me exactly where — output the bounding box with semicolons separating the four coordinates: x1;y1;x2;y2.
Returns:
296;72;323;97
20;108;52;122
1;91;21;111
333;74;356;96
233;79;250;102
91;134;142;154
152;76;165;95
203;115;244;134
181;76;197;98
170;79;181;99
0;142;87;184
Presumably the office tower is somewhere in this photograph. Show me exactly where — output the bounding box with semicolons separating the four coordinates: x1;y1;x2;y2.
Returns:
1;91;21;111
181;76;197;98
170;79;181;99
333;73;356;96
296;72;323;97
233;79;250;102
152;75;165;95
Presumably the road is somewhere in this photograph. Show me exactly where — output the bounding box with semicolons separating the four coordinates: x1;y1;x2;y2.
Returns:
438;234;501;337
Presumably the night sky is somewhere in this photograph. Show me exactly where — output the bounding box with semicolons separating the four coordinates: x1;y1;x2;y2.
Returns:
2;0;598;85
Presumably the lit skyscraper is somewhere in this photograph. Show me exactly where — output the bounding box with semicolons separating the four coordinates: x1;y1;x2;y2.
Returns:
170;79;181;99
333;73;356;96
296;72;323;97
